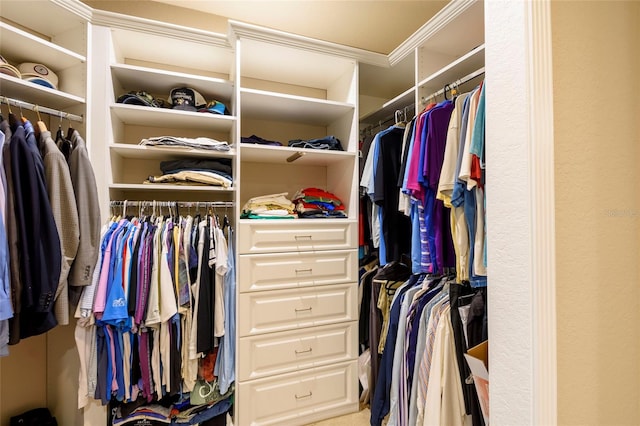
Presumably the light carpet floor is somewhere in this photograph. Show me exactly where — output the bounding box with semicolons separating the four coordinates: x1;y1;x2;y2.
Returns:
305;407;371;426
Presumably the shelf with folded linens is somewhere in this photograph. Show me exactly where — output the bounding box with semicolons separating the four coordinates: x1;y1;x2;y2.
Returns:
240;143;354;165
109;143;235;161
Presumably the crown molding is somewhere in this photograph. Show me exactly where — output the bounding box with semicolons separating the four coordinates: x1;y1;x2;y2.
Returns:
388;0;479;66
227;20;389;68
51;0;93;21
90;9;231;49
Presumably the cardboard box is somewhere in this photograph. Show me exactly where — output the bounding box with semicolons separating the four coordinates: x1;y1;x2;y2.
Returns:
464;340;489;425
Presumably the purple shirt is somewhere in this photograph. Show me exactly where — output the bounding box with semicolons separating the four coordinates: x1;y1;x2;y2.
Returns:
424;101;456;273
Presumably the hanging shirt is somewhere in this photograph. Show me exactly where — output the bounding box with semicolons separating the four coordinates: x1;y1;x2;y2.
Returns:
422;304;471;426
373;126;412;265
145;218;163;326
214;227;236;394
213;226;228;338
397;119;416;216
438;93;470;208
387;282;423;426
196;219;215;354
361;130;384;250
423;101;456;273
451;93;475;281
370;274;420;426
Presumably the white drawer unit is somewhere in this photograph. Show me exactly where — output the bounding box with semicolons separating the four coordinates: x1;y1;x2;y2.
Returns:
238;321;357;381
238;220;357;254
238;284;357;337
237;361;358;426
238;249;357;293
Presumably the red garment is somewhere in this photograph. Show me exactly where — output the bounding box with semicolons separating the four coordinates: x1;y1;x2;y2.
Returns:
198;348;218;382
294;187;343;205
471;154;483;188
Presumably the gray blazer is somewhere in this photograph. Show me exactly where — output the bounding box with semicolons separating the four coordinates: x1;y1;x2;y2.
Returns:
68;130;101;290
40;130;80;325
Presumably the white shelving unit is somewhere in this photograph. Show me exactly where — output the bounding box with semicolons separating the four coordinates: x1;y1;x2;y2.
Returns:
0;3;88;118
111;63;234;101
0;1;491;425
88;18;238;208
109;103;236;132
240;88;354;126
233;23;360;426
0;2;90;425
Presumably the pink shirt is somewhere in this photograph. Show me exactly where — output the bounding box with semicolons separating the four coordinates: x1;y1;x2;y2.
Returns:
93;219;126;316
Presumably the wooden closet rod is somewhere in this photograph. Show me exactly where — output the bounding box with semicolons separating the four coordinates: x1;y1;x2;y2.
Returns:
0;96;84;122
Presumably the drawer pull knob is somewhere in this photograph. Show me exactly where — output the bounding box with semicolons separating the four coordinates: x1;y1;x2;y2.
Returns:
295;307;313;313
295;348;313;354
295;268;313;274
294;235;313;240
295;391;313;399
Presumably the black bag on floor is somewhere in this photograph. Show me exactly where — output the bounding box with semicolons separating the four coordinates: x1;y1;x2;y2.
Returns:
10;407;57;426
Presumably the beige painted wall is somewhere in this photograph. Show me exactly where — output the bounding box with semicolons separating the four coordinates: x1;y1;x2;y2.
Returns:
0;335;48;424
552;1;640;424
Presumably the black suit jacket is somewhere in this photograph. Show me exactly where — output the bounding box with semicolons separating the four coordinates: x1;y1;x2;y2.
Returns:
9;123;61;338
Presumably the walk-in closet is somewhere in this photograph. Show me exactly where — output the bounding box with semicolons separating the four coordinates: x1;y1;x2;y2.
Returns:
1;0;639;425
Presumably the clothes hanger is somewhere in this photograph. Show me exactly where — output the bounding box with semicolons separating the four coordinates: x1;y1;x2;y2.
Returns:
34;105;48;135
55;113;73;158
394;109;406;128
223;207;230;231
443;83;451;100
5;97;18;129
66;113;75;142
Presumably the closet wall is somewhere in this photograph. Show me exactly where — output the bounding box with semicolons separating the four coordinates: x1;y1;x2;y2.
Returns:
551;2;640;424
0;1;90;424
4;1;639;425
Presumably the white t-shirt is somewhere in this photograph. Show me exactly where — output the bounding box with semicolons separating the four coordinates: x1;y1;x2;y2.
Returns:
214;226;228;338
438;93;470;207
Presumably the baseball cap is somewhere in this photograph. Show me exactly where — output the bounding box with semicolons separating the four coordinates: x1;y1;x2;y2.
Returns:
18;62;58;90
0;55;21;79
116;91;159;107
168;87;206;112
197;100;229;115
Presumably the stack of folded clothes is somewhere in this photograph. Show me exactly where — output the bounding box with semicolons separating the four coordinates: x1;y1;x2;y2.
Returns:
240;134;282;146
112;404;172;425
140;136;231;152
241;192;297;219
145;158;232;187
288;135;343;151
292;187;347;218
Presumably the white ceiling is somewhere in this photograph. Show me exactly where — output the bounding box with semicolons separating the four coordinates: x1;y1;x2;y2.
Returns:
147;0;449;54
84;0;450;99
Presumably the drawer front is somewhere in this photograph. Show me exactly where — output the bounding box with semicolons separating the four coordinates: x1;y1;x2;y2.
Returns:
238;321;357;381
238;284;357;336
238;220;357;254
237;361;358;426
238;250;357;293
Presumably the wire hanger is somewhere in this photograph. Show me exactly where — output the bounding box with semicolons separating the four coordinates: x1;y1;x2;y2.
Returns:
55;112;72;159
